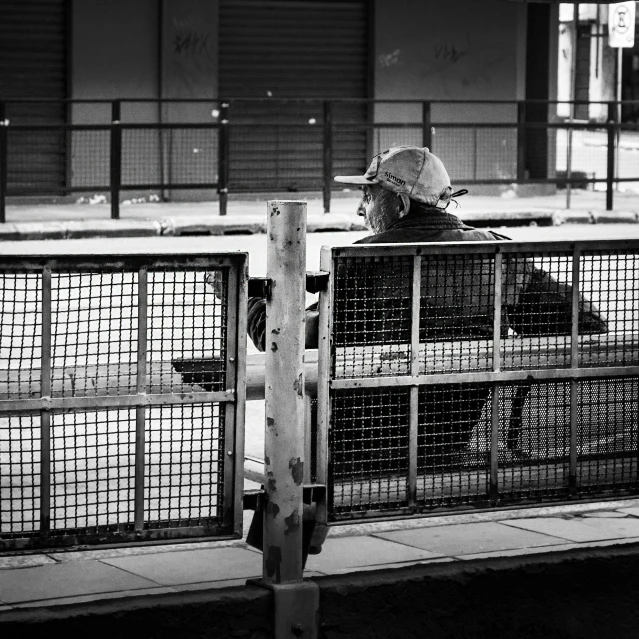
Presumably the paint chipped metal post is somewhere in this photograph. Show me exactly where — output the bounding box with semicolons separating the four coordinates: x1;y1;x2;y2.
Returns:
263;200;319;638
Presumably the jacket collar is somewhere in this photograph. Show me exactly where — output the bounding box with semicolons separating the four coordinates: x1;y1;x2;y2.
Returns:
385;205;471;231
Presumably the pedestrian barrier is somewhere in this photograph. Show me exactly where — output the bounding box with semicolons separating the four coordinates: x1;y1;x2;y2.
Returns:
0;252;247;551
316;240;639;521
177;236;639;525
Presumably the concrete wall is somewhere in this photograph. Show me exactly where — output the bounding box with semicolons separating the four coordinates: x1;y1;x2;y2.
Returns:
70;0;162;195
372;0;528;188
160;0;219;199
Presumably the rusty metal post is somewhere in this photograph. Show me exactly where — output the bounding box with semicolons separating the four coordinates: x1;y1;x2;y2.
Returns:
263;200;319;639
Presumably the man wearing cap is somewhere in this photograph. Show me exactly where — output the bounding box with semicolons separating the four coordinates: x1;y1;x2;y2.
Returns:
245;145;607;468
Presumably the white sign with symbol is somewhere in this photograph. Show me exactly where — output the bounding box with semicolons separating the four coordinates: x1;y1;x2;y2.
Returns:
609;2;636;48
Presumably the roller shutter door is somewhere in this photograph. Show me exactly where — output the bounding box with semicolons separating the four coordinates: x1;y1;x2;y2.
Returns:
0;0;68;195
220;0;369;192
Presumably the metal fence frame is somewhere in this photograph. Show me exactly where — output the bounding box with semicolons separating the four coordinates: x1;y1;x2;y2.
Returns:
0;252;248;551
2;98;639;221
316;239;639;523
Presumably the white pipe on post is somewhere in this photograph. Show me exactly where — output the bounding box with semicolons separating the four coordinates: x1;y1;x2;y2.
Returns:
263;200;307;585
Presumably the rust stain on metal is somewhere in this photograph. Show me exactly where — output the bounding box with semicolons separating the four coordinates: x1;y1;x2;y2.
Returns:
284;509;300;536
264;455;270;465
289;457;304;485
265;499;280;518
265;545;282;580
266;416;275;428
271;328;280;335
271;342;278;352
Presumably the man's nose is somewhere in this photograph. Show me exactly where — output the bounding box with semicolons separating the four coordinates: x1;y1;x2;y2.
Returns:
356;198;366;217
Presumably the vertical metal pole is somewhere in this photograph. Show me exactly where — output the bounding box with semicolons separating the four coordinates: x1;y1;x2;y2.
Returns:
323;101;333;214
40;267;52;535
263;200;319;639
0;101;7;224
134;267;147;531
422;101;432;149
264;200;307;584
218;102;229;216
225;258;249;535
606;102;617;211
110;100;121;220
517;101;526;183
566;3;579;211
408;255;421;508
316;246;333;528
490;250;502;505
616;48;623;190
569;248;581;494
607;102;616;212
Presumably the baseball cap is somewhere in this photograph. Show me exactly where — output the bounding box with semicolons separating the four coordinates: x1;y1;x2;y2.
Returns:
334;146;452;208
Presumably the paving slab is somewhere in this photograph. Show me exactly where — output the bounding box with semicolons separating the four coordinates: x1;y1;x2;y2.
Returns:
617;506;639;517
101;546;263;586
575;516;639;538
304;535;442;574
0;560;160;604
374;521;561;556
503;516;639;542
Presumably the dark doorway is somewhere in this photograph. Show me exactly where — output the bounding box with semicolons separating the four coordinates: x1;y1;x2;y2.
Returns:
0;0;69;195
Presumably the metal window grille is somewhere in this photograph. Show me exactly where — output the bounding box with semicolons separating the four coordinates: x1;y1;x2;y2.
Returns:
0;253;247;550
317;240;639;522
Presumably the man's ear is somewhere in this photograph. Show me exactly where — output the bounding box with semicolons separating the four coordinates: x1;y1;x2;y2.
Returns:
398;193;411;217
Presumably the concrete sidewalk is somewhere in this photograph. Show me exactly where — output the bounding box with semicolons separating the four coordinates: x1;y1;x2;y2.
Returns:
2;189;639;241
2;498;639;615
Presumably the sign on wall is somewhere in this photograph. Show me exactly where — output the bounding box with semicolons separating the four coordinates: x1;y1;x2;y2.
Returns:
609;1;636;48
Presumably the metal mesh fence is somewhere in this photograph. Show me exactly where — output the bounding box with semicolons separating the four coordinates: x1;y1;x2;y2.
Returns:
50;408;136;532
5;100;639;204
0;271;42;400
145;403;224;528
332;255;413;378
228;124;324;192
70;129;110;190
580;250;639;367
322;241;639;520
52;271;138;396
330;388;410;516
0;413;40;536
0;254;246;550
431;127;517;182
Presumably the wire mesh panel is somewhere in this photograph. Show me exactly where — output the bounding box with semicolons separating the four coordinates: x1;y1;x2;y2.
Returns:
121;126;219;188
228;124;324;192
0;253;247;551
70;129;110;191
145;403;224;528
0;412;40;537
319;241;639;522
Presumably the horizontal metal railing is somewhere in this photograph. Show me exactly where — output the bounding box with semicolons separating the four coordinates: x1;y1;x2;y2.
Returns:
2;98;639;220
0;252;248;551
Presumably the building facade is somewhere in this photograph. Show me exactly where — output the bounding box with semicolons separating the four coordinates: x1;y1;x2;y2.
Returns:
0;0;560;198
